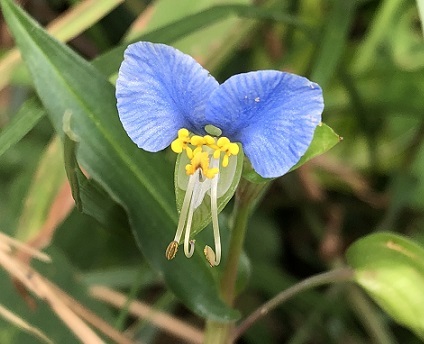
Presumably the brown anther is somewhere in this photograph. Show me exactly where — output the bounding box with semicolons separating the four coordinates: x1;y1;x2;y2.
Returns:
166;241;179;260
204;245;216;267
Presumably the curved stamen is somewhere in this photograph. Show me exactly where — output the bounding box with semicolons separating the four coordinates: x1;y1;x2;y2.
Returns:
184;170;202;258
184;239;195;258
173;173;196;243
206;165;221;266
184;213;195;257
169;129;239;263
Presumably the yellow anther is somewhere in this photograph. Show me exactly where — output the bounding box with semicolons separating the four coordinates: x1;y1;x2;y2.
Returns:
228;142;239;155
204;245;216;267
172;129;238;178
171;140;184;153
185;151;203;175
186;146;193;159
190;135;205;146
166;241;179;260
213;136;239;167
178;128;189;137
185;164;194;175
217;137;230;147
222;154;230;168
193;146;203;155
203;135;216;146
204;167;219;179
171;128;191;153
185;151;218;179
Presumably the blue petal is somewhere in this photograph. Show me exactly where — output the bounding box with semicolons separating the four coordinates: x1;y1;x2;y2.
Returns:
204;71;323;178
116;42;219;151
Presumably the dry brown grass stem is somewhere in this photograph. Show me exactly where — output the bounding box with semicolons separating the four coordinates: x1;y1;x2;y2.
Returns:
0;303;53;344
0;233;134;344
90;285;204;344
0;231;51;262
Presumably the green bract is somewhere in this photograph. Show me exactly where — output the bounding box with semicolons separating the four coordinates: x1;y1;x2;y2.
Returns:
347;232;424;339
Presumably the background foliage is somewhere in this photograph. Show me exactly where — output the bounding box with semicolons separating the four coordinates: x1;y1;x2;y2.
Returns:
1;0;424;343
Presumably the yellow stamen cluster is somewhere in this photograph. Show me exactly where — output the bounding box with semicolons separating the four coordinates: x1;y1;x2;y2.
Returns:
171;128;239;179
185;151;218;179
214;137;240;167
170;128;192;157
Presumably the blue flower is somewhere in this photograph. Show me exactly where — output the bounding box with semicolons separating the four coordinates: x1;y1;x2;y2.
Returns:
116;42;324;265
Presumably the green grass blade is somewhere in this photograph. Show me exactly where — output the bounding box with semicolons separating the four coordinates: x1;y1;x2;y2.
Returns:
310;0;357;87
0;0;123;91
95;4;311;78
0;98;45;159
0;0;238;321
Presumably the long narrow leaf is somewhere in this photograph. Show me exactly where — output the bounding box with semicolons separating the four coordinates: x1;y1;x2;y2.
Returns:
0;98;45;159
95;4;311;77
0;0;124;90
0;0;237;320
310;0;356;87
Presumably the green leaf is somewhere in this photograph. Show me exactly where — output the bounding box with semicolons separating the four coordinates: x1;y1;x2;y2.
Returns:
0;0;124;91
352;0;404;73
346;232;424;340
81;265;155;289
95;4;311;78
63;128;82;211
243;123;340;183
310;0;356;88
14;136;67;241
0;97;45;159
0;0;237;321
392;4;424;70
63;123;129;231
125;0;254;73
291;123;341;170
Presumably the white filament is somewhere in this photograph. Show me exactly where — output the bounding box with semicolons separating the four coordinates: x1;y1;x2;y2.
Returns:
209;171;221;266
184;171;203;257
173;172;197;243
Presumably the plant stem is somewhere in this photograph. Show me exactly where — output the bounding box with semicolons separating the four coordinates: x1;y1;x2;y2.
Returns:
203;321;231;344
220;199;250;305
114;268;144;331
221;178;269;305
204;179;268;344
232;267;354;340
347;285;396;344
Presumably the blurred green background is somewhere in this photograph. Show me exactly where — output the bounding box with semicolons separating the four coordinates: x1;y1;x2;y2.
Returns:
1;0;424;343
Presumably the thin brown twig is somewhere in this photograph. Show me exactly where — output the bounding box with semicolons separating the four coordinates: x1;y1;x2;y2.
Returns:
123;3;155;42
16;178;74;266
47;281;135;344
232;268;354;341
90;285;204;344
0;239;11;253
0;245;133;344
0;232;51;262
0;249;104;343
0;303;53;344
309;155;387;207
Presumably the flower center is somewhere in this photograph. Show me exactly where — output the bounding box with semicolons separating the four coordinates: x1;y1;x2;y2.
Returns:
166;128;240;266
171;128;239;177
